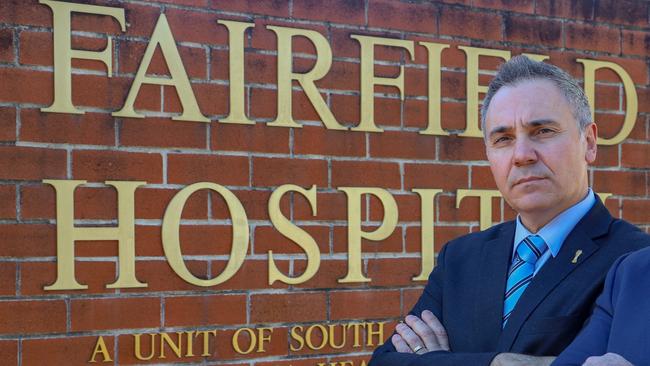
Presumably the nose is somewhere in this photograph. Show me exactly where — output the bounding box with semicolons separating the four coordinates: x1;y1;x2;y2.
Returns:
512;137;537;167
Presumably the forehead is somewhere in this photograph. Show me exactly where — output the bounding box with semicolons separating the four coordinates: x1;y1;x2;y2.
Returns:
485;79;575;131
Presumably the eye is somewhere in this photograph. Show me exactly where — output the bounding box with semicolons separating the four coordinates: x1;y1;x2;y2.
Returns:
493;135;512;144
536;127;555;135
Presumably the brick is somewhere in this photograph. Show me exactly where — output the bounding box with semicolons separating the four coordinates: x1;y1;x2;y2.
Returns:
136;187;208;219
0;68;52;105
0;28;14;63
213;122;290;154
71;297;160;331
21;109;115;145
370;192;423;222
622;30;650;58
318;60;361;91
294;125;365;157
536;0;594;20
250;18;326;54
72;150;162;183
594;0;648;26
504;15;563;47
210;259;290;291
293;0;365;25
21;261;117;296
368;0;437;34
373;96;403;127
252;157;328;187
294;191;348;221
330;290;400;320
622;143;650;169
404;163;468;190
439;135;488;161
125;260;209;292
110;76;161;111
366;258;422;287
593;144;618;168
331;28;405;62
164;8;226;45
294;259;360;289
20;32;110;72
369;130;436;159
594;84;620;111
120;117;207;149
254;225;329;254
0;340;17;365
439;7;502;41
333;226;403;253
0;0;52;27
179;225;245;256
330;94;361;126
164;82;227;117
474;0;535;13
0;300;66;334
23;336;115;366
331;161;401;189
0;224;55;257
209;0;290;17
251;292;326;323
440;71;467;100
471;165;498;189
438;194;480;222
168;153;248;186
405;225;470;252
593;170;646;196
622;199;650;224
210;188;275;221
0;185;14;219
117;332;205;364
565;23;621;54
0;262;15;296
165;294;246;326
258;359;327;366
0;106;15;142
119;40;207;79
403;288;425;314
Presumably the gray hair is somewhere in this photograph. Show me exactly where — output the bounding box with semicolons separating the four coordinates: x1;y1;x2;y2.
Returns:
480;55;593;135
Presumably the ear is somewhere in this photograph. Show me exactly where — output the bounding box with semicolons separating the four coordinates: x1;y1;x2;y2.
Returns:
584;122;597;164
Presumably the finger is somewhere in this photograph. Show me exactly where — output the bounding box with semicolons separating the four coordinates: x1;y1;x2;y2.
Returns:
395;322;426;353
391;334;412;353
421;310;450;351
404;315;438;351
582;356;600;366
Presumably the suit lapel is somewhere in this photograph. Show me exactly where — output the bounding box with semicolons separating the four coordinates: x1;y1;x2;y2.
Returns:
475;222;514;349
496;198;612;351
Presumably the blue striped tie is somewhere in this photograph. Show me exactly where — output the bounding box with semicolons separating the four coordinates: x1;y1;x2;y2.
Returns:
502;235;548;326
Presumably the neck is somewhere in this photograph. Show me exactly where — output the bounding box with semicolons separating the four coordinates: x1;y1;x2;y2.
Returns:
518;188;590;233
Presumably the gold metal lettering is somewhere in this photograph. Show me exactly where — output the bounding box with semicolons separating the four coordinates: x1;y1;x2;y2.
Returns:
43;179;147;290
159;332;183;359
184;331;195;357
418;42;450;136
338;187;398;283
89;336;112;363
458;46;510;137
351;35;415;132
456;189;502;231
289;325;305;352
162;182;248;286
232;327;256;354
365;321;386;347
347;322;363;347
305;324;328;350
196;330;216;356
268;184;320;284
256;327;273;353
217;20;255;125
412;189;443;280
113;14;208;122
577;59;638;145
596;192;613;203
134;333;156;361
267;26;345;130
328;324;346;350
40;0;126;115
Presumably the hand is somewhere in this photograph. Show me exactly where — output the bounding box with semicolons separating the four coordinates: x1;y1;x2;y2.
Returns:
490;353;555;366
391;310;449;355
583;353;633;366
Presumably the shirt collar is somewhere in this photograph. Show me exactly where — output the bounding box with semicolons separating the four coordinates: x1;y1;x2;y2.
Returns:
514;188;596;258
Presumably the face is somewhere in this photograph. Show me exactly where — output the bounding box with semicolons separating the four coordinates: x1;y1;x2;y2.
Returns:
484;79;597;227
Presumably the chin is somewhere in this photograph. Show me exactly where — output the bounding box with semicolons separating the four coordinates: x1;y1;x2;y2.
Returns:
508;194;555;215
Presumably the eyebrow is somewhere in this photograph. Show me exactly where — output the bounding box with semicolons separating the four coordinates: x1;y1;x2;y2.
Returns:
487;119;561;139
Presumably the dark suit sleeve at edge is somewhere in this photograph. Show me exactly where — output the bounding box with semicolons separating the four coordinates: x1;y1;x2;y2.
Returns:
368;242;499;366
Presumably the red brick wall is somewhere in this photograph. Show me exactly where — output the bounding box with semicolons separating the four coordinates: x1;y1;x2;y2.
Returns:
0;0;649;364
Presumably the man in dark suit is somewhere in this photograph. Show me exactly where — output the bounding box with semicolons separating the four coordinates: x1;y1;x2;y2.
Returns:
369;56;650;366
553;246;650;366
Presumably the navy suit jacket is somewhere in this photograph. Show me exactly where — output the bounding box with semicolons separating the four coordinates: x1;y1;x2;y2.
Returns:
369;198;650;366
553;246;650;365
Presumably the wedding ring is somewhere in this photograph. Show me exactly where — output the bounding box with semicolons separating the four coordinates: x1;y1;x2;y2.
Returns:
412;345;424;353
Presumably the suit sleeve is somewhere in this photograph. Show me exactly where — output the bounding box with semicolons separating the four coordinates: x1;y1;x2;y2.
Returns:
551;255;625;366
368;243;499;366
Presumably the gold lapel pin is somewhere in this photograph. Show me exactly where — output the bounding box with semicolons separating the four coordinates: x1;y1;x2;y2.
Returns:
571;250;583;264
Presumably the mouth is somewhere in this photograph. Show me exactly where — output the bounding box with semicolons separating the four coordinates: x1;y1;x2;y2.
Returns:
513;176;546;187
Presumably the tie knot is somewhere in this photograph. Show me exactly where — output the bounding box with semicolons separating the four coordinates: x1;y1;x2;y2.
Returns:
516;235;547;264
